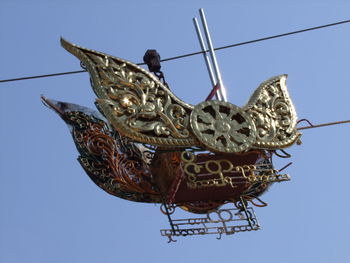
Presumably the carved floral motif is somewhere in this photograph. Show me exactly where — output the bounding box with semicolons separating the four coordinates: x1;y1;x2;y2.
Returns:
61;39;301;152
244;75;301;148
61;38;196;147
65;110;161;203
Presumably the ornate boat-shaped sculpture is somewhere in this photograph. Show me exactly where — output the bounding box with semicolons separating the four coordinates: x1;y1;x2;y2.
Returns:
43;39;301;241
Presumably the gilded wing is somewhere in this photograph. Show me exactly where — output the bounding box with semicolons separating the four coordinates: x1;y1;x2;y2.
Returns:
61;38;197;147
243;75;301;149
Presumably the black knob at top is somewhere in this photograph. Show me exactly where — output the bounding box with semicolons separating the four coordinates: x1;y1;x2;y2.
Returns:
143;49;161;72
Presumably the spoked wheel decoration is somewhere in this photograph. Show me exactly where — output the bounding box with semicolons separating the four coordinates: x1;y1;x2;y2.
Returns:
190;101;257;153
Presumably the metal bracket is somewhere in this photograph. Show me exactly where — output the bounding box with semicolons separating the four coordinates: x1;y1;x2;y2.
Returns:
160;203;260;242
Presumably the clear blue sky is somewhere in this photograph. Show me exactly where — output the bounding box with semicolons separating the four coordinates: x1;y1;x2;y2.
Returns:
1;1;350;262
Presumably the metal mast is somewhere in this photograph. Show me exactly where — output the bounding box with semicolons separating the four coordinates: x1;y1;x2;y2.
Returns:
193;8;228;101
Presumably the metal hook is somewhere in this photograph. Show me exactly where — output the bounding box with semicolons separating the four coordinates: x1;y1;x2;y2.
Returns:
166;235;177;243
273;149;292;158
297;118;314;127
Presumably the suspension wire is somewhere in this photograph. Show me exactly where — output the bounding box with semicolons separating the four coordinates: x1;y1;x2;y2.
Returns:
160;18;350;62
0;70;86;83
1;18;350;84
297;119;350;130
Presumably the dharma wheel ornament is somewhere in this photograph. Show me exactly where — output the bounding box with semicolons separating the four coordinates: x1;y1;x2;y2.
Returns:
43;11;301;241
190;100;257;153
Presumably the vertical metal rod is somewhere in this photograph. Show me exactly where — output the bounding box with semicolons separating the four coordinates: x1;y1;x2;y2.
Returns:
199;8;228;101
240;197;254;228
160;198;176;236
163;203;176;234
193;18;222;101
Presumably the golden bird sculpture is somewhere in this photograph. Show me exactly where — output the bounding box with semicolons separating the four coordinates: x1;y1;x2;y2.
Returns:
43;38;301;240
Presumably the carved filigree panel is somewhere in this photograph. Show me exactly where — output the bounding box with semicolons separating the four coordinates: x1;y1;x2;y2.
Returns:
61;38;197;147
61;39;301;153
244;75;301;148
65;110;161;203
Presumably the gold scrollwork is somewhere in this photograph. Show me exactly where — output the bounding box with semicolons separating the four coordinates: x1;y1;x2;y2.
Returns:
61;38;197;147
65;110;161;203
181;151;290;189
181;151;238;189
244;75;301;149
61;39;300;153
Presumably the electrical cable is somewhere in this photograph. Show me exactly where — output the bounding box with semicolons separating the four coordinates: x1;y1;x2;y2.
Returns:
1;18;350;83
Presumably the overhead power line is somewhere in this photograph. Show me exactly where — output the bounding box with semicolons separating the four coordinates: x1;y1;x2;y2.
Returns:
1;18;350;84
